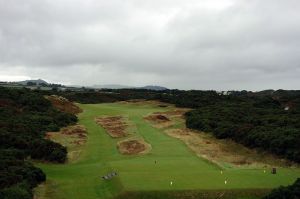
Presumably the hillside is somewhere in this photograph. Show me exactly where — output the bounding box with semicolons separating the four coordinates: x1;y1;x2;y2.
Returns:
92;84;168;90
140;85;168;91
46;95;82;114
18;79;48;85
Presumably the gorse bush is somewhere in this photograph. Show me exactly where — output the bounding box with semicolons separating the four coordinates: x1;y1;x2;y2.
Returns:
0;87;77;198
185;97;300;163
264;178;300;199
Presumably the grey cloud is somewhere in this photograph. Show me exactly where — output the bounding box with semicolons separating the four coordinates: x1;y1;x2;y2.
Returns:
0;0;299;90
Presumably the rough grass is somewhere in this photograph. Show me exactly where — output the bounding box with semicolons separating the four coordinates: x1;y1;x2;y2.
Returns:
35;101;300;199
45;125;87;163
46;95;82;114
164;128;297;169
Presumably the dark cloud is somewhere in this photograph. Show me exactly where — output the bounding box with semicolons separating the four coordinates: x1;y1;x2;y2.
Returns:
0;0;299;90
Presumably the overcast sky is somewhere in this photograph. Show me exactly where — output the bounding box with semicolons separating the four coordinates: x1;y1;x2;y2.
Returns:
0;0;299;90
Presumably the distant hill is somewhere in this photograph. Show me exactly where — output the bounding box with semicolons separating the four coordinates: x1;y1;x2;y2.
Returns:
92;84;135;89
140;85;168;91
92;84;168;91
18;79;48;85
13;79;168;91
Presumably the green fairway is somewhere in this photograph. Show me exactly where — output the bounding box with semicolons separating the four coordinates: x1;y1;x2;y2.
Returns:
35;102;300;199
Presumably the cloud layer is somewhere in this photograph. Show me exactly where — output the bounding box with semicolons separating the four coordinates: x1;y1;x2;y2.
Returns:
1;0;300;90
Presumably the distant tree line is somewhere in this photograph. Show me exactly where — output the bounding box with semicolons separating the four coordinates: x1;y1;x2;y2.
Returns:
0;87;77;198
58;89;161;103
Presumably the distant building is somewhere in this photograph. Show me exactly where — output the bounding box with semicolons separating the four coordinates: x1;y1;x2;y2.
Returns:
216;91;233;96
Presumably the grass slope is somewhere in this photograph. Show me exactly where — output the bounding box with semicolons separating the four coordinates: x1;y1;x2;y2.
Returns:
35;102;300;199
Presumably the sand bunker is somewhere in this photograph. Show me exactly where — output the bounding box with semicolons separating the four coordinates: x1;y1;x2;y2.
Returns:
117;139;151;155
154;109;190;118
62;125;87;145
46;95;82;114
144;113;173;128
95;116;128;138
144;108;190;129
146;114;170;122
61;125;87;136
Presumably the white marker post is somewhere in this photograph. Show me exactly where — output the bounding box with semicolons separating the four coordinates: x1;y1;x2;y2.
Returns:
170;181;173;186
224;180;227;185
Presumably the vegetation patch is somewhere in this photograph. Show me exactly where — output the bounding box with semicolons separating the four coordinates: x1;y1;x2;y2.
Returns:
33;180;60;199
185;96;300;163
144;113;173;128
117;139;151;155
119;99;147;104
119;100;169;106
164;128;296;168
264;178;300;199
114;189;270;199
95;116;128;138
46;125;87;162
62;125;87;139
46;95;82;114
0;87;77;199
154;109;190;118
